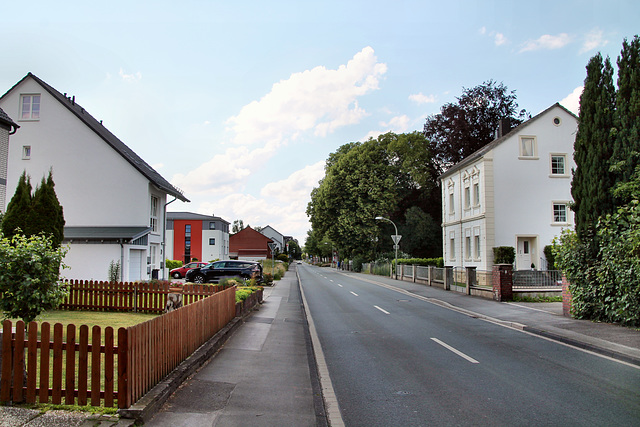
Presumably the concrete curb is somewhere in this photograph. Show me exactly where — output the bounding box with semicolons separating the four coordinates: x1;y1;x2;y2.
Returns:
118;315;246;422
522;326;640;367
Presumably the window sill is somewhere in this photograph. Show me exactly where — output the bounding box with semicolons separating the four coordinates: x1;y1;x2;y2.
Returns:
518;156;539;160
551;222;570;227
549;174;570;178
17;118;40;122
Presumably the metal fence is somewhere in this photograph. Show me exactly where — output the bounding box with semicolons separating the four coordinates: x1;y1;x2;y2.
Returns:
513;270;562;287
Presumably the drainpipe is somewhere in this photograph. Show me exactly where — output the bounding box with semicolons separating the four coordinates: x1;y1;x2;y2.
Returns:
119;239;124;282
163;196;178;280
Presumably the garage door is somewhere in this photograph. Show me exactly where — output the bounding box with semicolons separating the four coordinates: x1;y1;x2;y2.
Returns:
129;249;144;281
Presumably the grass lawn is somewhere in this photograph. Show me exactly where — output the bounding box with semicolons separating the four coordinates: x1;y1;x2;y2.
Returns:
6;310;158;330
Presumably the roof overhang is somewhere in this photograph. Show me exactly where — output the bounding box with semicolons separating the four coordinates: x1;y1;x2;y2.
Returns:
63;226;152;243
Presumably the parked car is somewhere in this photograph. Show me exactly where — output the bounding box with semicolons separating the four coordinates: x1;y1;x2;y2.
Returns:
185;260;263;284
170;262;208;279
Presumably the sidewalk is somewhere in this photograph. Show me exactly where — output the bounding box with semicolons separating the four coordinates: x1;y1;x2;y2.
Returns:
144;269;323;426
339;269;640;366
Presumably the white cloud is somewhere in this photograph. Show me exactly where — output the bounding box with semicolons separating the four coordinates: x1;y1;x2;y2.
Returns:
519;33;571;53
261;161;325;204
171;143;277;195
560;86;583;115
173;47;387;199
362;115;411;140
479;27;487;35
118;68;142;82
226;46;387;146
409;92;436;104
151;162;164;170
494;33;507;46
580;28;608;54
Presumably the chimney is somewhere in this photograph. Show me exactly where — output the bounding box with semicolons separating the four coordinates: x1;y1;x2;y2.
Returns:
496;118;511;138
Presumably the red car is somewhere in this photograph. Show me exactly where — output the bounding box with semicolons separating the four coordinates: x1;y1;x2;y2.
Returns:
170;262;208;279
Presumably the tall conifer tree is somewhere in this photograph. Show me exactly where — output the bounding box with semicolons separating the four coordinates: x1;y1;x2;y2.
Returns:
27;170;65;247
571;53;617;240
2;172;32;239
612;35;640;202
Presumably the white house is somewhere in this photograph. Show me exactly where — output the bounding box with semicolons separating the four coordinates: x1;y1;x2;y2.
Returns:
165;212;230;265
440;103;577;271
259;225;284;252
0;73;189;282
0;107;19;211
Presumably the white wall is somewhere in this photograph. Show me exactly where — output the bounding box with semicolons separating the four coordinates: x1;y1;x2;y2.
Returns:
63;243;122;282
1;78;150;226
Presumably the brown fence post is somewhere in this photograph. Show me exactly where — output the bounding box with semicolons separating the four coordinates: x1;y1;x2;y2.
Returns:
562;275;572;317
118;327;129;409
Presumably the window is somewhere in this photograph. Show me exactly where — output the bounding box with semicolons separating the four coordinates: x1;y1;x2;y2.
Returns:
449;232;455;260
473;183;480;206
209;238;216;245
185;224;191;237
209;222;216;230
519;136;537;158
185;238;191;248
551;154;567;175
464;186;471;209
553;203;568;223
22;146;31;160
465;236;471;259
20;94;40;120
474;235;481;259
150;196;159;232
449;193;455;214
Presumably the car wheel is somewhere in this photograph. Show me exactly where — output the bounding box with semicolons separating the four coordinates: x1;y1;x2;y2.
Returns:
193;274;206;284
172;272;181;279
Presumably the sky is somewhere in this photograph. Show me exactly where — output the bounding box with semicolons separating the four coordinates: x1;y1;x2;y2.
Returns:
1;1;638;244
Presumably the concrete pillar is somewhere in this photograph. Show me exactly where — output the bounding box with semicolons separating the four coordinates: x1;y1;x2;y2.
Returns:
466;266;476;296
444;266;453;291
562;275;572;317
492;264;513;301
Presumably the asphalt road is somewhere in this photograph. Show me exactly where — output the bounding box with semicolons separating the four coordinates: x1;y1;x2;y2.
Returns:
299;264;640;426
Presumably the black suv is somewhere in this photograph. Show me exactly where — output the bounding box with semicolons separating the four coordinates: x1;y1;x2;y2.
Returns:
185;260;263;284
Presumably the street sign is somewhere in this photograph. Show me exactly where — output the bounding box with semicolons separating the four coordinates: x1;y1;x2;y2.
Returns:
393;244;399;250
392;235;402;244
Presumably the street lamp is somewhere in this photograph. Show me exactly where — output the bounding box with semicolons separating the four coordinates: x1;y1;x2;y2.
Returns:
323;242;336;268
375;216;400;279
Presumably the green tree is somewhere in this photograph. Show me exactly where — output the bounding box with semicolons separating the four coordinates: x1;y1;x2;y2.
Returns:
612;35;640;204
423;80;529;174
571;53;617;240
307;137;397;259
26;170;65;247
0;233;68;323
2;171;32;239
232;219;245;234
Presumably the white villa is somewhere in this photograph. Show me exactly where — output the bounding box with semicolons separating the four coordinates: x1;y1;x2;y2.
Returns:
440;103;577;271
0;73;189;281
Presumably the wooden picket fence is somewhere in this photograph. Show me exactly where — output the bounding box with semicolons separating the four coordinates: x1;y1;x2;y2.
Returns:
0;286;236;408
61;280;223;313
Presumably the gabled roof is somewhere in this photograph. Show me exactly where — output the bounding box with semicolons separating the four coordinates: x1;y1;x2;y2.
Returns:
167;211;229;223
1;73;189;202
0;106;18;133
440;103;578;179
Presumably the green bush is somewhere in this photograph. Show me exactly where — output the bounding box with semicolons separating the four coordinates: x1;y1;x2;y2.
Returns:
276;253;289;262
352;256;366;272
553;200;640;326
493;246;515;264
543;245;556;270
394;257;444;268
165;259;183;270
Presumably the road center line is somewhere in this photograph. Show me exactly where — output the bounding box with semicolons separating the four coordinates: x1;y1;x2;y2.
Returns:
337;284;343;287
374;305;390;315
350;291;358;296
431;338;479;364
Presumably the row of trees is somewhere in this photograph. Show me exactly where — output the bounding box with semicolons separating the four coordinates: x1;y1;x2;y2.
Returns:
555;36;640;326
306;80;529;262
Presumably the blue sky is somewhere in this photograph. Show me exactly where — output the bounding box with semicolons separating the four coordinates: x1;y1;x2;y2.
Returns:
1;1;638;243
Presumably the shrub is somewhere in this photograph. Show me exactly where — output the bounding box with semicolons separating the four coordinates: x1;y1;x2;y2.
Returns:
276;253;289;262
352;256;366;272
165;259;183;270
393;257;444;268
108;260;121;282
543;245;556;270
493;246;515;265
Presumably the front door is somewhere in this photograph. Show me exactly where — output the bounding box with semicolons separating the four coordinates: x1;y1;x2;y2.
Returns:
516;237;536;270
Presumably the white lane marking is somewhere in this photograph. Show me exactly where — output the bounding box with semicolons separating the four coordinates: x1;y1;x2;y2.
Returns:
431;337;479;364
337;284;343;287
374;305;390;315
329;279;334;282
350;291;359;296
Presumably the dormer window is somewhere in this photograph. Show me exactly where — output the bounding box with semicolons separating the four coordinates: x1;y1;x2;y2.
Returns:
20;94;40;120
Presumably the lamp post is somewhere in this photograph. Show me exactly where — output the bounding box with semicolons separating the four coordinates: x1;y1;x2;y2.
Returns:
375;216;400;279
323;242;336;268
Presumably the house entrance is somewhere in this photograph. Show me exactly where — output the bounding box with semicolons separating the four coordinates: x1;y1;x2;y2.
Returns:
516;237;536;270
